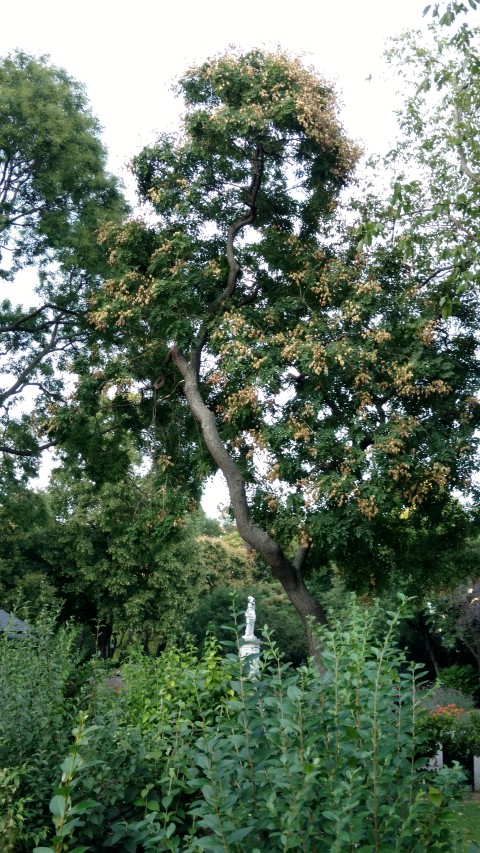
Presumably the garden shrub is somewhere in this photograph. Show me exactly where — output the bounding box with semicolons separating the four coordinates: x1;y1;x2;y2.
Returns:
35;597;469;853
437;664;480;706
420;703;480;762
419;682;476;713
0;610;84;849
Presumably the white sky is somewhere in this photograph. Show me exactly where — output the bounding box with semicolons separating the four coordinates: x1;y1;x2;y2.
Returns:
0;0;437;513
1;0;429;179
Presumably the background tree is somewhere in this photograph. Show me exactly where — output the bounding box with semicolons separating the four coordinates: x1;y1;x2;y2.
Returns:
83;49;480;656
359;1;480;315
0;459;58;616
38;465;211;655
0;51;126;469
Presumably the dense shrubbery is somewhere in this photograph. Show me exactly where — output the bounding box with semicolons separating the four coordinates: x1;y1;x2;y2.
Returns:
420;702;480;766
0;611;85;849
0;600;473;852
437;665;480;707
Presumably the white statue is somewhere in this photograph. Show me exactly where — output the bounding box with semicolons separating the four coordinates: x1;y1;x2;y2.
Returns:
244;596;257;640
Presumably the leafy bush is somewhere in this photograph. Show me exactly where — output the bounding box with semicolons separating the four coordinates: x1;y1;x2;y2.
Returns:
420;704;480;760
419;683;476;713
35;597;467;852
438;664;480;706
0;610;83;849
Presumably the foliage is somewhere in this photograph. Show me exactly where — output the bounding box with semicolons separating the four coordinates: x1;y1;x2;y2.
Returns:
0;462;240;653
0;51;122;273
79;45;480;645
372;6;480;311
0;464;59;616
193;527;256;592
420;704;480;759
1;598;469;852
438;664;480;705
420;683;476;713
425;580;480;672
0;51;126;470
0;610;83;849
42;466;207;651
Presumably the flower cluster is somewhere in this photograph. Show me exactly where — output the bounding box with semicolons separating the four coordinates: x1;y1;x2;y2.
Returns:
429;703;464;719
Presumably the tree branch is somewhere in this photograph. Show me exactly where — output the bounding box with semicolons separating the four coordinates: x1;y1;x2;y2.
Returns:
214;145;265;307
453;102;480;185
0;320;61;404
171;346;328;639
0;439;57;456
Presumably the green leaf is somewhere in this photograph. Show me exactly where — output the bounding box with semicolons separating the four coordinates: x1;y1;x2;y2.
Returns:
49;794;67;818
428;786;443;807
70;799;100;814
227;826;255;842
322;810;339;821
286;684;302;700
61;754;79;777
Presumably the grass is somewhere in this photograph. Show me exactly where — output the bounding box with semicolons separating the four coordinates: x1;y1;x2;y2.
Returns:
450;792;480;852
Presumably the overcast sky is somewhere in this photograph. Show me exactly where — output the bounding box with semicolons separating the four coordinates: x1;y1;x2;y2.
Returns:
0;0;440;511
2;0;429;183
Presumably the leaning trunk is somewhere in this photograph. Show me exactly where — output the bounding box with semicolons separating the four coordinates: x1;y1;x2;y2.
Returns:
172;348;328;662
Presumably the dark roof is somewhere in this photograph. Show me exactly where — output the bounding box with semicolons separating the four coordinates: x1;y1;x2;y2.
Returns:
0;609;33;635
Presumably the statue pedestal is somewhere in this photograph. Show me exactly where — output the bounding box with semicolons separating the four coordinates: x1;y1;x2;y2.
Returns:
239;636;261;676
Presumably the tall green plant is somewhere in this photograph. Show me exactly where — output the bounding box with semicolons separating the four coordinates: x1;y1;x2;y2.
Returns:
33;598;470;852
182;598;465;852
0;611;83;849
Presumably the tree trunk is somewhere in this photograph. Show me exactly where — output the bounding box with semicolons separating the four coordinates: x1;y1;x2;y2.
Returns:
417;611;442;678
171;348;328;662
97;622;113;659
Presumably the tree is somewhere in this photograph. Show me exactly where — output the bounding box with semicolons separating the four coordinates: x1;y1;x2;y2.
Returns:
0;52;126;469
78;49;480;657
426;579;480;675
362;2;480;315
0;460;58;616
36;465;213;655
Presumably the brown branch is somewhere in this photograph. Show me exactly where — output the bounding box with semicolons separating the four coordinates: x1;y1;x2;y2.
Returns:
0;320;61;405
0;439;57;457
214;145;265;307
171;345;328;656
0;302;84;335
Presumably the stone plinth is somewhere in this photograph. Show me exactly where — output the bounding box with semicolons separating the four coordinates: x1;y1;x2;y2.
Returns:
239;636;261;676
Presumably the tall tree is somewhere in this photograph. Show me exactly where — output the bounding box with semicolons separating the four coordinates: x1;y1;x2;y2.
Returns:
83;50;480;656
360;1;480;314
0;52;126;469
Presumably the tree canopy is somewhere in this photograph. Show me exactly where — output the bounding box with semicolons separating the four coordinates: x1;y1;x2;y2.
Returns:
74;46;480;654
0;52;126;470
2;22;480;658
